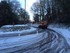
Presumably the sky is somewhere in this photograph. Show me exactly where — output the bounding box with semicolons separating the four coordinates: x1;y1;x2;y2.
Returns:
18;0;37;21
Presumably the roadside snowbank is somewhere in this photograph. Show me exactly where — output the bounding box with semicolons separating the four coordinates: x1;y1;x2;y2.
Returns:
0;25;37;37
0;27;37;37
49;25;70;45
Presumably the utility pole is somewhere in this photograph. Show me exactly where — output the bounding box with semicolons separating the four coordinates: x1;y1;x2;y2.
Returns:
40;0;41;21
24;0;26;23
25;0;26;10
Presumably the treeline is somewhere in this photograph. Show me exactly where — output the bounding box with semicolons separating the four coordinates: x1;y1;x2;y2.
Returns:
0;0;30;27
31;0;70;26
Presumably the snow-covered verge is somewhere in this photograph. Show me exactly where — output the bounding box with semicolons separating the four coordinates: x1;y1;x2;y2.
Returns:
0;27;37;37
1;24;28;28
0;24;30;32
0;30;47;53
49;25;70;45
0;25;37;37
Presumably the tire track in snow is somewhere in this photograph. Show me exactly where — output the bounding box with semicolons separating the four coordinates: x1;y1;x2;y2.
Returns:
1;28;70;53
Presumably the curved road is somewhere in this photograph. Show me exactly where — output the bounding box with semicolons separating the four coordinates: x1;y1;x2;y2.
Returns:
10;28;70;53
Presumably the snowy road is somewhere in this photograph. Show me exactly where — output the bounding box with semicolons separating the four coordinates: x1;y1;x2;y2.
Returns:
46;28;70;53
11;28;70;53
0;27;70;53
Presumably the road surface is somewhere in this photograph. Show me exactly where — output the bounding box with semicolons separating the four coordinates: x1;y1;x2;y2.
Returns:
11;28;70;53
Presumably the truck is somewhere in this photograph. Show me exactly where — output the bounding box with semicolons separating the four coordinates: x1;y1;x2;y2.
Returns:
38;21;48;29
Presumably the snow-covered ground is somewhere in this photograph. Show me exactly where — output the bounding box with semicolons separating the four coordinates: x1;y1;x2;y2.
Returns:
0;24;70;53
49;25;70;45
0;25;37;37
0;27;37;37
0;24;30;32
0;31;47;53
0;24;47;53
